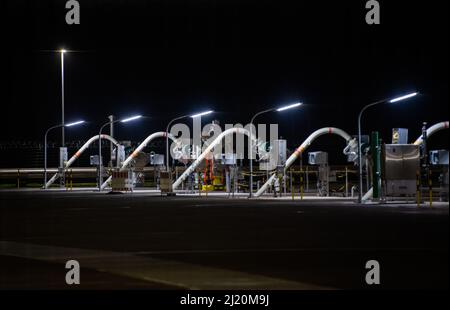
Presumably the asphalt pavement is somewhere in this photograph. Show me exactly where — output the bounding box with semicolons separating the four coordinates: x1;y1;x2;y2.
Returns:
0;190;448;289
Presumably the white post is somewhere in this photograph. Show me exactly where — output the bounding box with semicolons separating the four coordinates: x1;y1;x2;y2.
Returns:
61;52;65;147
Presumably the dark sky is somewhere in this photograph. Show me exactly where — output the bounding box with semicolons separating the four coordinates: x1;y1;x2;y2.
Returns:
2;0;449;155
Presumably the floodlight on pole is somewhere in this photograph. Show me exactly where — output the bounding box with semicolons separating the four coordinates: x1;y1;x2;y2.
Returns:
121;115;142;123
276;102;303;112
65;120;85;127
44;119;85;189
249;102;303;197
166;110;214;179
388;92;418;103
357;91;419;203
190;110;214;118
98;114;143;191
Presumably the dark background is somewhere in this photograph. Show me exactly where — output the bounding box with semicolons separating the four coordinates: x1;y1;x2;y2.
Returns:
1;0;449;163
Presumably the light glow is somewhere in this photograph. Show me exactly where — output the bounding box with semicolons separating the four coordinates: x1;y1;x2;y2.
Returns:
389;92;418;103
190;110;213;118
65;120;85;127
276;102;303;112
121;115;142;123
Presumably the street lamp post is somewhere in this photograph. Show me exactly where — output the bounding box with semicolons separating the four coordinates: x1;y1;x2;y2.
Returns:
248;102;302;198
44;120;85;189
249;109;273;198
166;116;189;173
98;115;142;191
357;92;418;203
165;110;213;174
60;49;66;146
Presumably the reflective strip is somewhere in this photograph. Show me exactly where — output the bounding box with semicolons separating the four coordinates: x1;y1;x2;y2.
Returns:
294;146;304;156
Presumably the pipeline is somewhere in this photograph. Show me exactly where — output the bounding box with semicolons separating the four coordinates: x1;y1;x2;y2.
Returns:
254;127;354;197
172;127;258;189
361;121;449;201
45;134;119;189
100;131;177;189
413;121;449;146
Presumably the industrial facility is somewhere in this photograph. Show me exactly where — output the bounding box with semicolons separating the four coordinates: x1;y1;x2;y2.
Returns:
1;0;448;300
1;114;448;206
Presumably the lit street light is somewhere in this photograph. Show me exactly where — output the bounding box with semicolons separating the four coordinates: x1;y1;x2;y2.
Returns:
44;120;85;189
249;102;303;198
357;92;418;203
98;115;143;191
65;120;84;127
190;110;214;118
276;102;302;112
165;110;213;174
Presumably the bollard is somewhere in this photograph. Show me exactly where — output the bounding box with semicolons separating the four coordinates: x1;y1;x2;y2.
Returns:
305;166;309;191
300;170;304;200
345;166;348;197
290;169;294;200
70;169;73;191
416;170;421;208
198;172;202;197
428;169;433;208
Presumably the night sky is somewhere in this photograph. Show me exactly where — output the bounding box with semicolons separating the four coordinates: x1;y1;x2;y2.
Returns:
2;0;449;159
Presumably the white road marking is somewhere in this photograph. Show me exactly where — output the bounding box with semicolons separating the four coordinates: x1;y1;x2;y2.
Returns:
0;241;330;290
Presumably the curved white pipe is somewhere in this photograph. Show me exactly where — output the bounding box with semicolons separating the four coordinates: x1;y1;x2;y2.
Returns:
413;121;449;145
361;121;449;201
100;132;177;189
122;132;177;168
45;134;119;188
172;127;258;189
361;188;373;201
255;127;352;197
